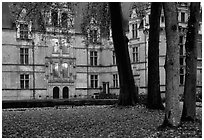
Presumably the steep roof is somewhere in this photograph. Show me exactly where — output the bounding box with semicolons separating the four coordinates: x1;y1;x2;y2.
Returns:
2;2;15;29
2;2;132;32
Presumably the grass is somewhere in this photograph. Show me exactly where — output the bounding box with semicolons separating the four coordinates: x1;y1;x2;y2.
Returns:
2;104;202;138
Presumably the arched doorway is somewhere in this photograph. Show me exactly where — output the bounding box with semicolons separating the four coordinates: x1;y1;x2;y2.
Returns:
53;87;59;99
63;87;69;99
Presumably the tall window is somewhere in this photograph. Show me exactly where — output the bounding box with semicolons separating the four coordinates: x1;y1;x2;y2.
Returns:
20;74;29;89
132;23;138;39
112;51;116;65
133;47;139;63
180;67;185;85
53;63;60;78
61;12;67;28
113;74;119;88
179;36;184;44
90;30;98;43
62;63;69;78
180;45;184;55
181;12;185;23
161;16;165;23
20;48;29;65
52;10;58;26
20;24;29;39
90;75;98;88
90;51;97;66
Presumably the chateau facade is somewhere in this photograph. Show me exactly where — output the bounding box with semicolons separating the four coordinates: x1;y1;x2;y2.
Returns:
2;2;202;100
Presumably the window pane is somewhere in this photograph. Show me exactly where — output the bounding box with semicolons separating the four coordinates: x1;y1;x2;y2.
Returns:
52;11;58;26
25;48;28;54
61;13;67;28
25;75;29;79
180;75;184;85
25;54;28;64
20;48;24;54
180;68;184;74
25;80;29;89
20;80;24;89
20;75;24;80
20;54;24;64
180;45;183;55
180;57;184;65
181;12;185;22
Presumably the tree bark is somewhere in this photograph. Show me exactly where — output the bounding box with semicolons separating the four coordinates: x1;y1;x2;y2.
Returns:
181;2;200;122
147;2;164;110
109;2;138;106
162;2;180;127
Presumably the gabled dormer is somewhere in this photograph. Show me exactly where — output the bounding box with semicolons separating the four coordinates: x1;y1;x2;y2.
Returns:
86;17;101;44
43;7;74;30
129;9;144;39
16;8;32;40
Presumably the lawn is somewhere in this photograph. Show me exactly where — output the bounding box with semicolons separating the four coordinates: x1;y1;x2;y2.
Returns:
2;104;202;138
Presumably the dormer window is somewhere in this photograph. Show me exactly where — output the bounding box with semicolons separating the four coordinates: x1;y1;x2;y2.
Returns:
52;10;58;26
90;30;98;43
16;22;32;40
181;12;185;23
20;23;28;39
16;8;32;40
132;23;138;39
61;12;67;28
87;17;100;44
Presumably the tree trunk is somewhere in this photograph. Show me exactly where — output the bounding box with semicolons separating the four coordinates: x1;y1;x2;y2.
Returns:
162;2;180;127
181;2;200;122
147;2;164;110
109;2;138;106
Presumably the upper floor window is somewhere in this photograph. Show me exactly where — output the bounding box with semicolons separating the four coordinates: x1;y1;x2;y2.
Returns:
179;36;184;44
132;23;138;39
53;41;60;53
133;47;139;63
62;63;69;78
61;12;67;28
20;48;29;65
180;67;185;85
20;24;28;39
181;12;185;23
52;10;58;26
112;51;116;65
89;30;98;43
161;16;165;23
90;51;98;66
20;74;29;89
113;74;119;88
53;63;60;78
16;22;32;40
180;45;184;56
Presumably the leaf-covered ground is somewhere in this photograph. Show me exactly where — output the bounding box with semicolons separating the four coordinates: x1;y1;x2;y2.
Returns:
2;104;202;138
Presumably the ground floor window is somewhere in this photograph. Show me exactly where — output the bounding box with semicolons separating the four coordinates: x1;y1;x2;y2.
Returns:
113;74;119;88
20;74;29;89
90;75;98;88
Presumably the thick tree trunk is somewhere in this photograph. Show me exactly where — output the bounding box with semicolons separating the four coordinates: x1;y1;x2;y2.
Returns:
181;2;200;122
109;2;138;106
147;2;164;110
162;2;180;127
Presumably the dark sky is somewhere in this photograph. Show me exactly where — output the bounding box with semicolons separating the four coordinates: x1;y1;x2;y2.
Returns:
74;2;133;32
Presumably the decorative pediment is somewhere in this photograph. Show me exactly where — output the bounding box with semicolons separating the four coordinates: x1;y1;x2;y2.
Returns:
18;8;28;21
131;9;138;19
